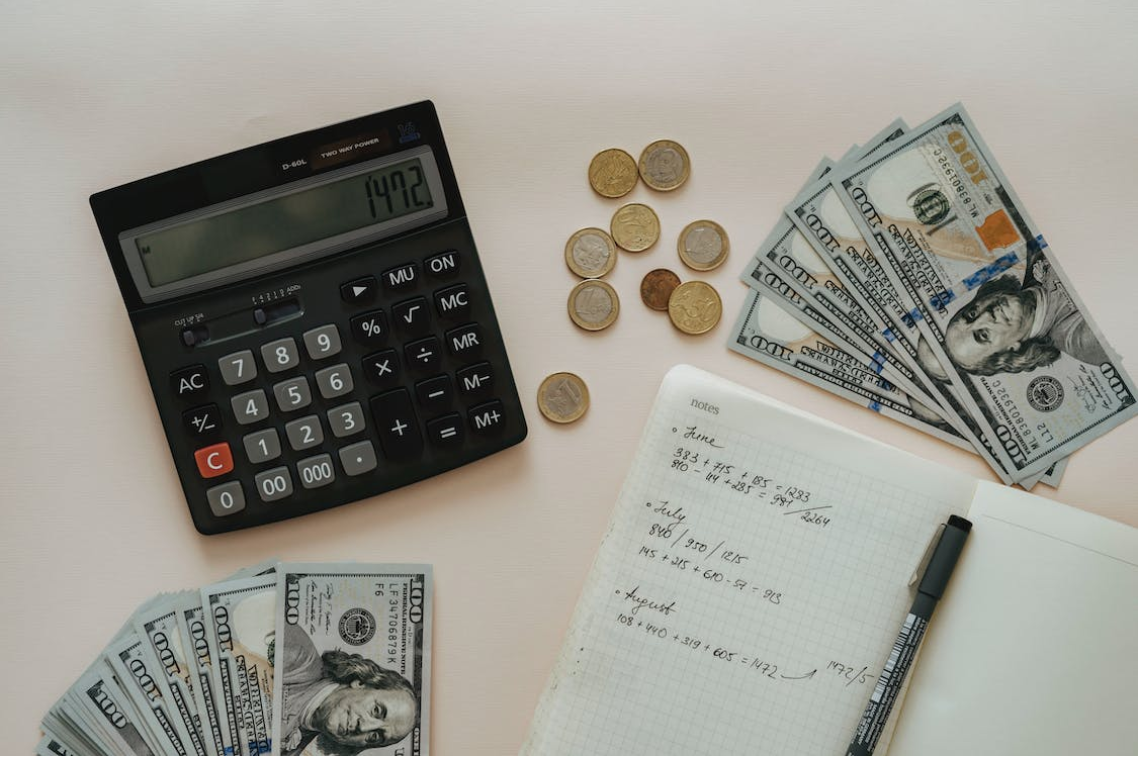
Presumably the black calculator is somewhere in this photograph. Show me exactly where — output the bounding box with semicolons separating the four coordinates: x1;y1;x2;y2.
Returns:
91;101;527;534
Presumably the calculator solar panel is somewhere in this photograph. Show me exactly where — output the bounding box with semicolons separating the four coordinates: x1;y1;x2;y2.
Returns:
90;101;527;534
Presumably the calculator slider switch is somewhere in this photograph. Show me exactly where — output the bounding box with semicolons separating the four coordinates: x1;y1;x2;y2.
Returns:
194;442;234;478
181;324;210;347
254;297;302;327
171;365;210;399
382;263;418;291
370;389;423;460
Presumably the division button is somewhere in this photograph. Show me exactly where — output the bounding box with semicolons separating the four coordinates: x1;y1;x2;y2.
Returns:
194;442;234;479
218;350;257;386
254;466;294;502
445;323;483;359
243;428;282;464
426;413;465;448
424;250;460;278
404;336;442;372
468;400;505;435
392;297;430;334
434;284;470;319
183;404;223;438
338;441;378;476
370;389;423;460
414;374;453;412
340;275;377;304
382;263;418;290
350;309;388;346
296;453;336;490
456;362;494;398
171;364;209;399
206;481;245;517
362;349;401;387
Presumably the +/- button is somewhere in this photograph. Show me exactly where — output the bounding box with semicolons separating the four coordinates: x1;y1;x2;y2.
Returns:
194;442;234;479
183;404;223;438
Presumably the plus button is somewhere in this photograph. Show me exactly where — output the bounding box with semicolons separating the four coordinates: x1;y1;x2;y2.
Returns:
391;419;408;436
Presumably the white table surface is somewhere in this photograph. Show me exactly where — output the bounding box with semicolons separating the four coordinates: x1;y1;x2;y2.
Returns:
1;2;1135;754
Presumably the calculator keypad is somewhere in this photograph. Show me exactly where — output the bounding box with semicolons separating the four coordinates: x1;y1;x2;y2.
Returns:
159;240;525;533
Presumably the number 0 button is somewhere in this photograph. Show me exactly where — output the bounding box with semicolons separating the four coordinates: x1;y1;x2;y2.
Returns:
255;466;293;502
206;481;245;517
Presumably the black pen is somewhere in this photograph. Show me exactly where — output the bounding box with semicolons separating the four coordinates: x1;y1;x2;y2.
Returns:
846;515;972;755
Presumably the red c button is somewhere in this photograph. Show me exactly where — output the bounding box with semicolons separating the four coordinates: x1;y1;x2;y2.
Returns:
194;443;234;479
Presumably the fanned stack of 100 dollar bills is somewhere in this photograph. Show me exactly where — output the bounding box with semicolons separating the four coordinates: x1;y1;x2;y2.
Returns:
38;562;432;757
729;103;1136;489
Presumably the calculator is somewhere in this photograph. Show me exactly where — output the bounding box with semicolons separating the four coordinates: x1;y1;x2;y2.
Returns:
90;101;527;534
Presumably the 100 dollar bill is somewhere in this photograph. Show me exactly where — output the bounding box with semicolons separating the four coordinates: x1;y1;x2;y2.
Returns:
832;103;1136;482
271;564;432;756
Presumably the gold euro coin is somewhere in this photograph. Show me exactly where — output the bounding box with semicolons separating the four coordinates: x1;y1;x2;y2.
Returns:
668;280;722;335
678;219;729;271
564;227;617;279
610;203;660;252
588;148;638;198
638;139;690;191
537;372;590;424
568;279;620;331
640;268;681;311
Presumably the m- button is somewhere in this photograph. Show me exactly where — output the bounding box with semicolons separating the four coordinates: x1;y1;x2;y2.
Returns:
194;442;234;478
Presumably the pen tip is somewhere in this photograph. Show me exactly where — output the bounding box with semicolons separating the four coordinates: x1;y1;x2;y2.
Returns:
948;514;973;532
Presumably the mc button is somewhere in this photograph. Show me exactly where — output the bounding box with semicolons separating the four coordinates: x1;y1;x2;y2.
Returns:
171;365;209;399
194;442;234;479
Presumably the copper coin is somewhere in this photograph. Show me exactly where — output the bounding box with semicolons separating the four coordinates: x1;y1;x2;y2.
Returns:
640;269;682;311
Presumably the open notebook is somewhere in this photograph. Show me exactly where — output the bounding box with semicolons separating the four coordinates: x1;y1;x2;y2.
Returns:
523;365;1136;755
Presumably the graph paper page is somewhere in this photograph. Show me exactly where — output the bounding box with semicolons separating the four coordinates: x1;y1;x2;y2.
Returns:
523;365;975;755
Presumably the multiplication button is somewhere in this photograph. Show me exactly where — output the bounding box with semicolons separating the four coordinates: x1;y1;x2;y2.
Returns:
206;481;245;517
255;466;293;502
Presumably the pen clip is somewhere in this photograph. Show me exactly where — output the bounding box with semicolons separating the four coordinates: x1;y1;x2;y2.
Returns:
908;523;945;588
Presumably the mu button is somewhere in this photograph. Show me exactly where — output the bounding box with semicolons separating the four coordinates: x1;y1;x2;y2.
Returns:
194;442;234;479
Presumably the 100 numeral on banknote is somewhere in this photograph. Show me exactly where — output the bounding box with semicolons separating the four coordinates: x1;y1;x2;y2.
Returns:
832;104;1136;482
271;565;432;756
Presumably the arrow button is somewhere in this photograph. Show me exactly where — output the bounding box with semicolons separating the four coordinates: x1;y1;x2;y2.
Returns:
340;275;377;304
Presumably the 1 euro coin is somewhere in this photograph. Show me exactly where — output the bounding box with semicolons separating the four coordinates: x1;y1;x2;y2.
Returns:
537;372;590;424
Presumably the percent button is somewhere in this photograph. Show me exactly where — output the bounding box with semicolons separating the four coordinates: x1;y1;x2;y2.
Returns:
350;309;388;346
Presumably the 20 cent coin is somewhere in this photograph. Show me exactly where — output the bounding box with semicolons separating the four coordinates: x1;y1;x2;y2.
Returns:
610;203;660;252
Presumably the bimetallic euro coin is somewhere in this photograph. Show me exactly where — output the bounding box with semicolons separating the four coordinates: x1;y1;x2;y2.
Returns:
640;268;681;311
678;219;730;271
668;280;722;335
610;203;660;252
638;140;690;191
537;372;590;424
564;227;617;279
588;149;638;198
568;279;620;331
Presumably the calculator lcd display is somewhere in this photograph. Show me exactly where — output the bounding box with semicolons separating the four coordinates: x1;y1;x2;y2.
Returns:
135;157;435;288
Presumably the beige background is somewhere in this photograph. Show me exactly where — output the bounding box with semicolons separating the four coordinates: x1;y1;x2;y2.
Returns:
1;2;1135;754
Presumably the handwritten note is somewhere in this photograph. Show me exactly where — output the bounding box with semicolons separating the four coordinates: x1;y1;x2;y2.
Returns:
524;366;976;755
